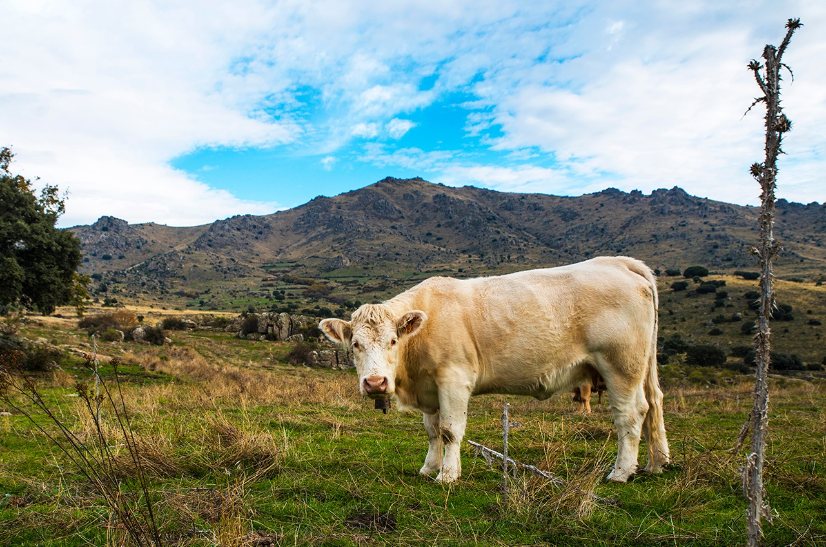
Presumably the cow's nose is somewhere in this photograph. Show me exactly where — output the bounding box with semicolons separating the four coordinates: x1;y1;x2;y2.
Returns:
363;375;389;394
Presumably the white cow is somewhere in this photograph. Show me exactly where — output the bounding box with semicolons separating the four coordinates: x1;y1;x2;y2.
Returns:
320;256;669;483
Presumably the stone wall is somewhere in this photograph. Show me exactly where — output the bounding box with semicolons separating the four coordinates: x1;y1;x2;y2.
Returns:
227;312;317;341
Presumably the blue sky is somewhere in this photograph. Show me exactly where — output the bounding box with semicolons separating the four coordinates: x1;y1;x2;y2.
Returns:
1;1;824;226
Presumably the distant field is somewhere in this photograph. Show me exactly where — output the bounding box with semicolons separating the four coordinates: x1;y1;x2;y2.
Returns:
1;312;824;545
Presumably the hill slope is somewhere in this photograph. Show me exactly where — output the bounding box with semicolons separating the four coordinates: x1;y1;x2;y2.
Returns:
70;177;826;308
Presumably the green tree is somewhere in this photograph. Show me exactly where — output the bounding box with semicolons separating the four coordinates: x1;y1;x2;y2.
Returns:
0;147;82;314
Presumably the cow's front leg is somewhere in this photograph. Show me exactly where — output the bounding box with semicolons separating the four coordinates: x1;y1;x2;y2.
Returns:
435;379;472;483
419;411;442;477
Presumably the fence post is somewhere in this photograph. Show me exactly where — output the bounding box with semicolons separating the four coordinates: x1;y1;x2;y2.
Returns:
502;402;510;494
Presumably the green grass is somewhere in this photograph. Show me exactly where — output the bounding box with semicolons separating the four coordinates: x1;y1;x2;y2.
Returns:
1;321;825;545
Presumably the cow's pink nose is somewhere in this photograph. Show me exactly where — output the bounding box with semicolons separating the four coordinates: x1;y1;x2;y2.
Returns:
363;375;389;394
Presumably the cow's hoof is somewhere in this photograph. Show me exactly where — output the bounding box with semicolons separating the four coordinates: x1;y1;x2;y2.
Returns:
435;470;459;483
606;467;634;483
419;464;439;477
642;463;664;474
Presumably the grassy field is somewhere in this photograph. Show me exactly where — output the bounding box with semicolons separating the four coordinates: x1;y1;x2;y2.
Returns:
1;312;825;546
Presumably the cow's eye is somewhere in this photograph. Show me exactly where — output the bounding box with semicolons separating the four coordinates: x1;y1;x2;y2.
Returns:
352;341;360;350
390;339;397;346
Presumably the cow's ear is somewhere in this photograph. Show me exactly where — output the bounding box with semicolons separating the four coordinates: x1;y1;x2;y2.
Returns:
319;318;351;344
396;310;427;338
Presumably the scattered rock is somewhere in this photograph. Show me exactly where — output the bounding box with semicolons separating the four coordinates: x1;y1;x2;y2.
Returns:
131;326;146;342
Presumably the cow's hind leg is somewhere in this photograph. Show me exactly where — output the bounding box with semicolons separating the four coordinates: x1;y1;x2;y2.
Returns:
580;383;592;415
605;381;648;482
420;411;442;477
434;376;473;483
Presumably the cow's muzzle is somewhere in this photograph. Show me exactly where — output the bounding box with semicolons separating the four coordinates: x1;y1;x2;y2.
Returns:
363;375;389;396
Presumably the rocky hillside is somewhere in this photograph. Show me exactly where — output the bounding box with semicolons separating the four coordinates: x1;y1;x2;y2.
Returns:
70;177;826;309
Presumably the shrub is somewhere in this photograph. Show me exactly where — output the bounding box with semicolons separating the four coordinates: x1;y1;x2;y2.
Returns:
661;334;688;356
695;282;718;294
708;327;723;336
201;315;232;329
743;350;804;371
161;317;188;330
665;268;682;276
743;290;760;300
671;281;689;292
685;344;726;367
99;328;124;342
78;311;138;334
0;334;63;372
730;345;752;358
142;326;166;346
240;315;259;336
286;341;320;365
734;270;761;280
683;266;709;278
766;303;793;321
808;318;822;326
740;321;756;335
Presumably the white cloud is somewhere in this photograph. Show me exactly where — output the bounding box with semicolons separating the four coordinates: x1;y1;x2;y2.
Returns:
2;0;824;229
320;156;336;171
351;123;380;139
386;119;415;139
470;1;826;205
439;164;577;193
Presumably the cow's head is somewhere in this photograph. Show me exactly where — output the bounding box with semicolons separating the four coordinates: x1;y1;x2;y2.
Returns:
319;304;427;397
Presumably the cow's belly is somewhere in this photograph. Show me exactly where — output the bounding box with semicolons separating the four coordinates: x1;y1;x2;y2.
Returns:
473;359;594;400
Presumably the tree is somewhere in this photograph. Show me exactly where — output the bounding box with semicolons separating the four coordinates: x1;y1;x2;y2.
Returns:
0;147;82;314
737;19;802;546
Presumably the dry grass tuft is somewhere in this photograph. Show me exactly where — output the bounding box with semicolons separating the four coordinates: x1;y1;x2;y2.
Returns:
502;440;613;524
207;413;281;476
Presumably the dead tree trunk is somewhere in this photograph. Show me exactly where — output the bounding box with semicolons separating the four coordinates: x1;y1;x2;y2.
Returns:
742;18;801;546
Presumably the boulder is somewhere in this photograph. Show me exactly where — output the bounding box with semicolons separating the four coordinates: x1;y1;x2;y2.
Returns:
131;326;146;342
276;313;291;340
287;334;304;343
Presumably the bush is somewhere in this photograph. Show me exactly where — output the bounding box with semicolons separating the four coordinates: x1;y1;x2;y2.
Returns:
808;318;822;326
771;303;794;321
142;326;166;346
99;328;124;342
661;334;688;356
743;350;804;371
286;341;320;365
708;327;723;336
683;266;709;278
671;281;689;292
0;334;63;372
78;311;138;334
665;268;682;277
730;345;752;358
685;344;726;367
743;290;760;300
201;315;232;329
695;282;719;294
240;315;259;336
740;321;756;335
161;317;188;330
734;270;761;280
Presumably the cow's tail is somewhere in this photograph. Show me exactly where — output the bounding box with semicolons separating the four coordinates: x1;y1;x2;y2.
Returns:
638;263;670;471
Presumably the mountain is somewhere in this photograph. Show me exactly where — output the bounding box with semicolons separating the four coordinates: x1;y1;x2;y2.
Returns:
70;177;826;310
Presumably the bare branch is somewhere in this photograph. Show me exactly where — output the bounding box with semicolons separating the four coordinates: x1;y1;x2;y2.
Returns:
777;18;803;61
743;97;766;118
779;63;795;82
748;60;769;96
